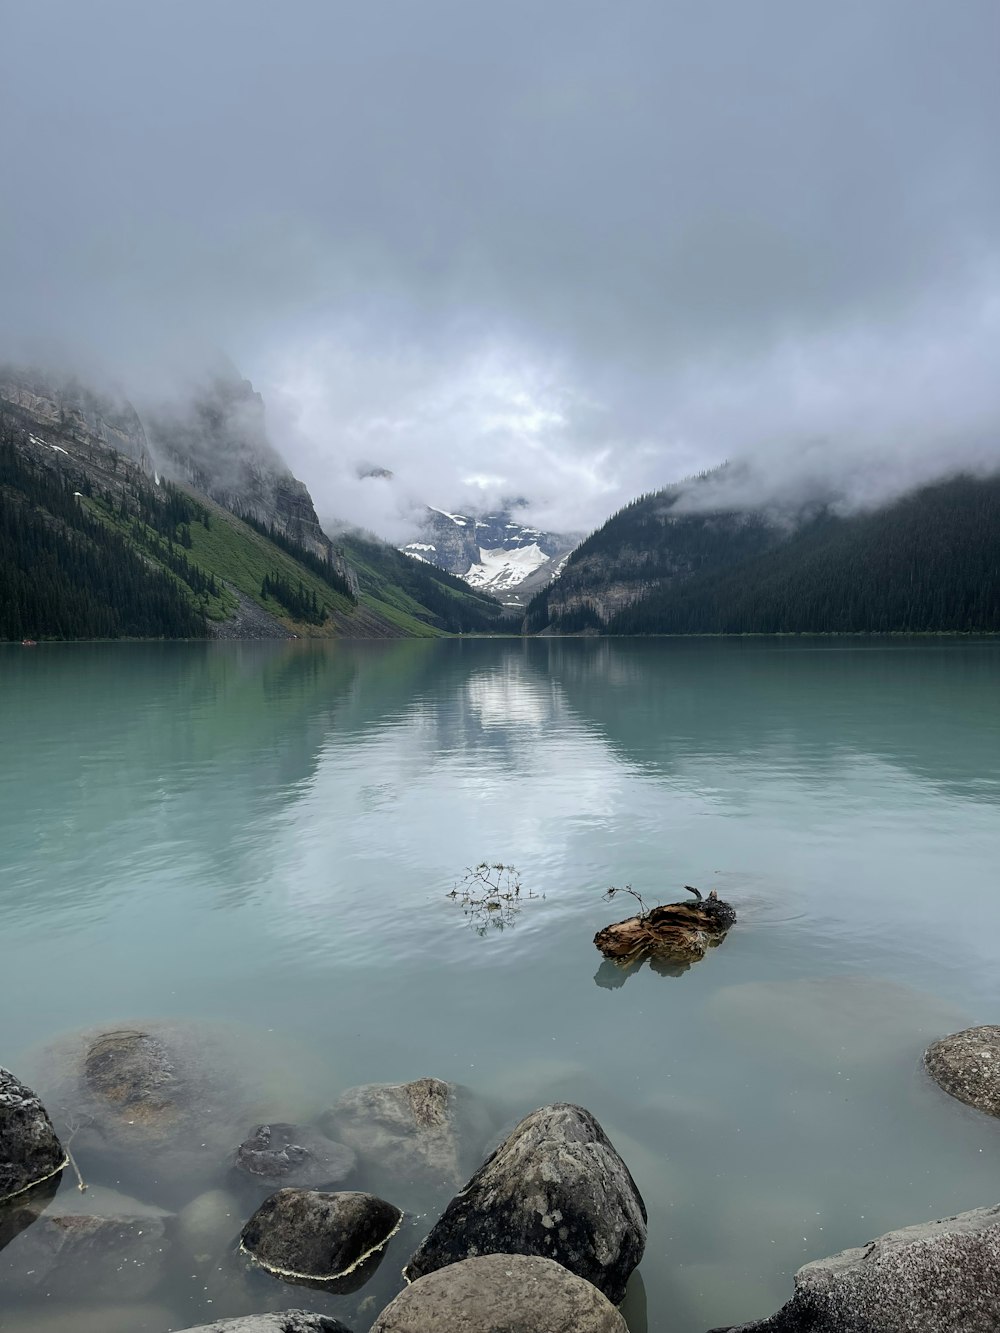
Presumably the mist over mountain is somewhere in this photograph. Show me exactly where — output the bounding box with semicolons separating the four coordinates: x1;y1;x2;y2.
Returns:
2;1;998;539
525;464;1000;636
0;361;510;641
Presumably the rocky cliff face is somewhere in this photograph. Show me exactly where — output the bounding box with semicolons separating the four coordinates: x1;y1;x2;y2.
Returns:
403;507;481;574
0;366;153;473
401;504;577;606
0;362;358;597
142;371;333;562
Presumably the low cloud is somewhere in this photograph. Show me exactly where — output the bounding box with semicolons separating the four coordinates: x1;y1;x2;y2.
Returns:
2;0;998;540
258;269;1000;537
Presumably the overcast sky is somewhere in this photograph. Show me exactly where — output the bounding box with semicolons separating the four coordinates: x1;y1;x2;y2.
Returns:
3;1;998;537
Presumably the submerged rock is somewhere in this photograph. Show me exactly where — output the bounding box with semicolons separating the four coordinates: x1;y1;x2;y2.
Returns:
0;1302;177;1333
241;1187;402;1290
372;1253;628;1332
0;1067;66;1204
322;1077;491;1191
715;1203;1000;1332
25;1019;294;1201
0;1185;172;1300
174;1316;352;1333
83;1028;177;1122
708;978;970;1070
235;1122;356;1191
924;1025;1000;1117
177;1187;241;1263
403;1102;646;1305
0;1175;61;1254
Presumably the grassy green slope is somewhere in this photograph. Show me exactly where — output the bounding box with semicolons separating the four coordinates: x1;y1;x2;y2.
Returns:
84;485;402;637
2;409;498;638
174;495;444;636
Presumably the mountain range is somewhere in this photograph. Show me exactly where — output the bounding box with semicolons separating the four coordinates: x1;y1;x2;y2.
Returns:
3;361;999;641
0;365;505;641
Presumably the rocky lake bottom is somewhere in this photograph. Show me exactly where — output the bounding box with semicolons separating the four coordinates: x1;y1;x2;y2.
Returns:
2;637;1000;1331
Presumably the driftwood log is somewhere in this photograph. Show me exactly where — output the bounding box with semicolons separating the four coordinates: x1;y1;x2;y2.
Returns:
594;888;736;968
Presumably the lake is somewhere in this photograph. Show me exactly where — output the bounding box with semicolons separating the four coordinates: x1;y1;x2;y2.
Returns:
2;637;999;1332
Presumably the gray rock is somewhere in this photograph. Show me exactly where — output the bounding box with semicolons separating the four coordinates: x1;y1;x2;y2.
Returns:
236;1122;357;1191
241;1187;402;1289
717;1203;1000;1332
372;1253;628;1332
322;1077;491;1191
403;1102;646;1305
0;1186;172;1300
0;1067;66;1204
924;1025;1000;1116
175;1315;352;1333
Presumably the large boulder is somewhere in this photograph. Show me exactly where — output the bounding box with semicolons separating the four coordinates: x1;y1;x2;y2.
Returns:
322;1077;491;1191
0;1067;66;1204
372;1253;628;1332
924;1026;1000;1116
403;1102;646;1305
173;1316;352;1333
241;1187;402;1290
0;1185;172;1300
235;1122;356;1192
714;1203;1000;1332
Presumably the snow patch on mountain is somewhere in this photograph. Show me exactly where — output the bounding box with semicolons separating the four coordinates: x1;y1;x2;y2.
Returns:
396;500;580;607
465;543;551;592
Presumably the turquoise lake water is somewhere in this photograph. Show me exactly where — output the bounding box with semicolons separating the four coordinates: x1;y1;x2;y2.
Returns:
2;637;999;1331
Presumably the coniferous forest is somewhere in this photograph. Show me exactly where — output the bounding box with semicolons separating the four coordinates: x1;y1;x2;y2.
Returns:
607;475;1000;635
0;420;206;640
526;472;1000;636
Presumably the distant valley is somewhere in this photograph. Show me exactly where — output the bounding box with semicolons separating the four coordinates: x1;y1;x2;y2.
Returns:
3;362;1000;641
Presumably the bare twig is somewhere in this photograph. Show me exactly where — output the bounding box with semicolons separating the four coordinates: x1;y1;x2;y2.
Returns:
603;884;654;918
59;1110;92;1192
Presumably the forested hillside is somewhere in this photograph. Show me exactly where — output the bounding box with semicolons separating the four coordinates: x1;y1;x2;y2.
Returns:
525;477;782;632
0;413;506;641
0;364;511;641
528;472;1000;636
0;421;205;640
609;475;1000;634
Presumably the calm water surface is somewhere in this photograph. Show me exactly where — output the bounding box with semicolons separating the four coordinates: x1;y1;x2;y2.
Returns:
2;638;1000;1332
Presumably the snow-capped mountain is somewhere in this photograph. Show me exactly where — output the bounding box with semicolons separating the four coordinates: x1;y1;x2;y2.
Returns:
400;504;578;607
